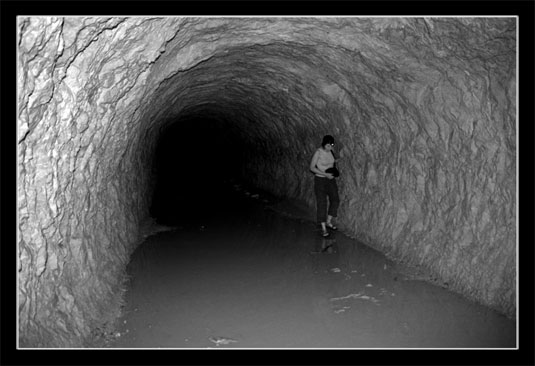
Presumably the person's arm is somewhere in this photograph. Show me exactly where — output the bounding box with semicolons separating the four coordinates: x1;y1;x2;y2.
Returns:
310;150;333;178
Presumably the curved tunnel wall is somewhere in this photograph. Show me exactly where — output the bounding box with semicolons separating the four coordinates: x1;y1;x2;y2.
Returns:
17;17;516;347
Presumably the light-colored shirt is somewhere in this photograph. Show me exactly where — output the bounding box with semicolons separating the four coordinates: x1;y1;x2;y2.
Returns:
315;148;335;176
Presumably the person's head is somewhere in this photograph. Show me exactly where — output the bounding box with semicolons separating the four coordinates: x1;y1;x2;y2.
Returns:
321;135;335;149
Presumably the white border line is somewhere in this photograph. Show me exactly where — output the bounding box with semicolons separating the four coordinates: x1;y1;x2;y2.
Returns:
16;15;20;351
515;14;519;349
15;15;519;351
16;15;518;18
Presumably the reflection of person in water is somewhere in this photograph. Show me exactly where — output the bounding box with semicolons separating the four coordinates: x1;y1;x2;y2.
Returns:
310;237;341;329
320;238;334;254
309;135;340;237
311;238;340;272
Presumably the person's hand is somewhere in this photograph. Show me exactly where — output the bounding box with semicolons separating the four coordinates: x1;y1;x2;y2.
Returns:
326;173;334;179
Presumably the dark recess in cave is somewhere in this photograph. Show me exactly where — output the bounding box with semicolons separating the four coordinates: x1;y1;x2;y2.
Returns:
149;116;247;226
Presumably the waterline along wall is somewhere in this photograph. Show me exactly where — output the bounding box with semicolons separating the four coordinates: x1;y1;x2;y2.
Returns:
17;17;516;347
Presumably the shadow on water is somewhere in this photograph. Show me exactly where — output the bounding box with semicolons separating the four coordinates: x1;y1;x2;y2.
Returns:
110;180;516;349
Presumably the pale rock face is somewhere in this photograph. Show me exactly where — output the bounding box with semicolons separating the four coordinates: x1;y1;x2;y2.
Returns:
17;17;516;347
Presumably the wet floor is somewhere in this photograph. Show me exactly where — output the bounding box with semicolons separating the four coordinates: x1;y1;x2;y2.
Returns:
107;181;516;349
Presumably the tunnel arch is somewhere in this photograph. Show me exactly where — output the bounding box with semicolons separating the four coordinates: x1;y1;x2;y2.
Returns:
17;16;516;347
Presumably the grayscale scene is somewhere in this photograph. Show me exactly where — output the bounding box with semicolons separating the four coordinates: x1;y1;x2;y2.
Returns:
18;17;516;348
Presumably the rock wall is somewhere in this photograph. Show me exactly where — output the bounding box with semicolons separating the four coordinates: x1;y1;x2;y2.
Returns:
18;17;516;347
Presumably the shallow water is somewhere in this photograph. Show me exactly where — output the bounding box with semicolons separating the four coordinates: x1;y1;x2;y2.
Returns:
108;182;516;349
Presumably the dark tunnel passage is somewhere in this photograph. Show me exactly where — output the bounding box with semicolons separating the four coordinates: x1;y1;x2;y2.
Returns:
17;17;517;348
149;117;246;226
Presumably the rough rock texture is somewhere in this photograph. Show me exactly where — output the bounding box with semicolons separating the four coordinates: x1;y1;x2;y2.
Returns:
18;17;516;347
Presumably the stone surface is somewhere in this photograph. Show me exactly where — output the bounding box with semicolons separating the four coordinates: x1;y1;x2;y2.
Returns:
18;17;516;347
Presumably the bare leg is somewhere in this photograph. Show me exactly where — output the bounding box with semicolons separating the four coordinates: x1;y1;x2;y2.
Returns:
326;215;337;230
320;222;329;236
